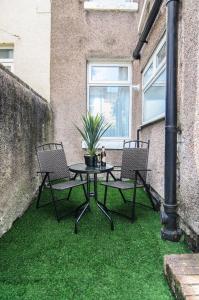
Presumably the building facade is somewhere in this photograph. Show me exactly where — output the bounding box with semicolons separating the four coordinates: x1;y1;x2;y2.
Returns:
132;0;199;248
0;0;51;100
51;0;141;166
51;0;199;248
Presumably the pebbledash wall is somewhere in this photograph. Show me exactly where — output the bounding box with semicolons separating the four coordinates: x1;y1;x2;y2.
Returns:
0;64;52;237
134;0;199;248
177;0;199;249
133;2;166;201
51;0;142;166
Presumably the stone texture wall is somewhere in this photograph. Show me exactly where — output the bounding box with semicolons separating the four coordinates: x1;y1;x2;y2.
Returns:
0;65;52;237
51;0;141;165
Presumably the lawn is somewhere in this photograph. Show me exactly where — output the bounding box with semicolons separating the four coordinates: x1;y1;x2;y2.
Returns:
0;184;189;300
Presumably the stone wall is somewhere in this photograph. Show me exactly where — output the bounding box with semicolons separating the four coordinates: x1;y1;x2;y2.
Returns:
0;64;52;237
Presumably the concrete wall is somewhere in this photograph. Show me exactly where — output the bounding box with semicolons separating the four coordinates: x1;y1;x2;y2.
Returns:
0;0;51;100
51;0;140;165
0;65;52;237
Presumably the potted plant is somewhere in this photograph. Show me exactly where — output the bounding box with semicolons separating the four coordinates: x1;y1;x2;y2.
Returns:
76;113;111;167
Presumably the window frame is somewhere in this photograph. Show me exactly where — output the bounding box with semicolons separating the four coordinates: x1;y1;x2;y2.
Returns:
142;34;166;125
0;46;14;72
87;61;132;145
84;0;138;12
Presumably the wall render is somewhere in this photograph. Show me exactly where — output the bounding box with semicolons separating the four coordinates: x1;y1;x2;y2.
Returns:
0;65;52;237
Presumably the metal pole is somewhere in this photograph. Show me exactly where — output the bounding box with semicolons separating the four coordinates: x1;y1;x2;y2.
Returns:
133;0;163;59
161;0;182;242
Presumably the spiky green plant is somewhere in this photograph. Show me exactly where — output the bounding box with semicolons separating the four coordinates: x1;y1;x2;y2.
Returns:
76;113;111;156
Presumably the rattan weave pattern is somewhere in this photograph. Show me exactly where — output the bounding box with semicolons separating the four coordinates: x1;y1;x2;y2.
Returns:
121;148;148;181
37;149;70;181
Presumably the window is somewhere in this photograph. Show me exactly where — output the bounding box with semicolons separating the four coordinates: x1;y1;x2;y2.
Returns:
0;47;14;72
87;62;132;147
84;0;138;12
142;35;166;124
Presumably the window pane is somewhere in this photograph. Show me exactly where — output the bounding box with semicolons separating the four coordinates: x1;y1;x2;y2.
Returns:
143;63;153;86
0;49;13;59
89;86;130;137
156;42;166;67
91;66;128;81
143;70;166;123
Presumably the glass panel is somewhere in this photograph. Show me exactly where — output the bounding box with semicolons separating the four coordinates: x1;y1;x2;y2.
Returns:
89;86;130;137
91;66;128;81
143;70;166;123
143;63;153;86
0;49;13;59
156;42;166;67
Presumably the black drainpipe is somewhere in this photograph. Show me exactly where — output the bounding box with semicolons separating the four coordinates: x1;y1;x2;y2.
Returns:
137;127;141;147
133;0;163;59
133;0;182;241
161;0;182;241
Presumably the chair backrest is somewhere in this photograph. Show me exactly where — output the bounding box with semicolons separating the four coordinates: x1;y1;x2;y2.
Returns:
36;143;70;181
121;140;149;181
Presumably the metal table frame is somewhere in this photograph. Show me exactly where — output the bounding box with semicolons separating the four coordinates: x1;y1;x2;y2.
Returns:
69;163;114;234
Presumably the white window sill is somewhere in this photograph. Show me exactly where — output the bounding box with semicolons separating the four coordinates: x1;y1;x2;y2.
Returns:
84;1;138;12
82;139;130;150
141;115;165;128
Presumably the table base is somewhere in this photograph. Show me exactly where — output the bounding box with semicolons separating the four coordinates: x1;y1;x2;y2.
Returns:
74;173;114;234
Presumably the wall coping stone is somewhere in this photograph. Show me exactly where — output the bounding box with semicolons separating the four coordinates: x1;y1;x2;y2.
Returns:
0;63;49;105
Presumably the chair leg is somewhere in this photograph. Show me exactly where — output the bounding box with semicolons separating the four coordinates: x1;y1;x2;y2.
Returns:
131;174;138;223
118;189;127;203
145;185;156;210
67;188;72;201
131;188;136;223
49;185;60;222
36;173;48;209
36;184;43;209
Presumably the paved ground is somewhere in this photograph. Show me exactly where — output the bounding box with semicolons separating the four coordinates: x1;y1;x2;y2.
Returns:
164;254;199;300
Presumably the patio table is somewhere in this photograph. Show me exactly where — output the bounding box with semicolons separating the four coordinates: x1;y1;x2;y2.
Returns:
69;163;114;233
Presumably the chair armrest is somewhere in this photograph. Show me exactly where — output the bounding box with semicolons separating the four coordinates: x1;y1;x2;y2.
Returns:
112;166;121;171
131;169;151;172
37;171;54;174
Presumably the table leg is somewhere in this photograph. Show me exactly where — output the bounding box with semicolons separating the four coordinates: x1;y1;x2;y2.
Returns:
94;172;114;231
74;173;90;234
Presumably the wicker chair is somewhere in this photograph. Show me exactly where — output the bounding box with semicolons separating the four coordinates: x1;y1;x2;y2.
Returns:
36;143;88;222
102;140;159;222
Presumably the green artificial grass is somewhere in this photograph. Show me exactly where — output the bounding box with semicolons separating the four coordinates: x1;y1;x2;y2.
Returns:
0;184;189;300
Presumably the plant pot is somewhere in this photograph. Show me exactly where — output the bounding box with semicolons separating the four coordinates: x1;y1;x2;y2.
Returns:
84;154;97;167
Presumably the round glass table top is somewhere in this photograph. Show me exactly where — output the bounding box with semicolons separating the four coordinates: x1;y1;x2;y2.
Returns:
69;163;113;174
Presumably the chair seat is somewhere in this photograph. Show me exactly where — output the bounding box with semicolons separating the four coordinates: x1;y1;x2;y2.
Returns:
101;180;143;190
48;180;87;190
